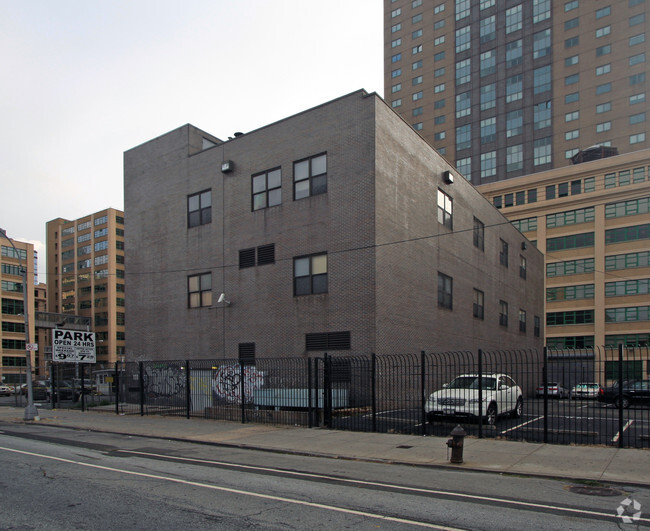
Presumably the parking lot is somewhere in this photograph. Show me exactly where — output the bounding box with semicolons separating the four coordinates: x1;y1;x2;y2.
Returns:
331;397;650;448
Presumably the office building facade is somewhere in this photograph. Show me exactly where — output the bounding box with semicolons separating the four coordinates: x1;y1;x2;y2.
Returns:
1;236;37;384
478;148;650;354
384;0;648;183
124;90;544;362
46;209;125;364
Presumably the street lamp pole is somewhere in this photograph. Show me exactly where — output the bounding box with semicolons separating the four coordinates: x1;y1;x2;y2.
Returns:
0;229;38;420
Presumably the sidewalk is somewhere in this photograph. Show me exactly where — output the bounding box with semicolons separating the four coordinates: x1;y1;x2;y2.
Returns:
0;406;648;487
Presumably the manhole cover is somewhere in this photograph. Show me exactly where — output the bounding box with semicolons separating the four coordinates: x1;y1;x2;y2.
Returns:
567;486;622;497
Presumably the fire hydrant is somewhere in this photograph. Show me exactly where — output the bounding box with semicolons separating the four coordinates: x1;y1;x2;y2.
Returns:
447;425;466;464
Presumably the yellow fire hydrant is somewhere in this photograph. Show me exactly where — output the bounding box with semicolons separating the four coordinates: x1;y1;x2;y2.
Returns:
447;425;466;464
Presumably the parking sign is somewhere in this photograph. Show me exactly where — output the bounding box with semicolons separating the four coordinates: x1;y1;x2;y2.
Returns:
52;329;96;363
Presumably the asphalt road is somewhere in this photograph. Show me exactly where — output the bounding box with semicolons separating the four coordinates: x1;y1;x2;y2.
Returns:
0;422;648;529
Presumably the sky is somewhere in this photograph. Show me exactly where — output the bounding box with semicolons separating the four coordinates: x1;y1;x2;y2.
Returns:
0;0;384;280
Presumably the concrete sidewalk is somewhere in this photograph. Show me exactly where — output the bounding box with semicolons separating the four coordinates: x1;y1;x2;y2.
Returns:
0;406;648;487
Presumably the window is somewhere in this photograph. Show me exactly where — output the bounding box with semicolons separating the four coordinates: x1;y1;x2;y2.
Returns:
606;279;650;297
473;217;484;250
480;151;496;179
546;258;594;277
391;68;401;78
565;36;579;48
391;7;401;18
506;74;523;102
596;102;611;114
456;58;471;85
412;29;423;39
506;109;523;137
630;53;645;66
606;224;650;244
455;92;471;118
547;232;595;251
480;117;496;143
391;23;401;33
456;0;470;20
479;49;496;77
547;310;594;326
412;44;423;54
596;6;610;18
294;153;326;200
412;75;423;86
631;133;646;144
547;207;595;228
519;310;527;332
506;5;522;33
473;289;484;319
448;155;469;179
520;256;527;279
294;254;327;295
188;190;211;228
596;64;611;76
630;112;646;125
437;189;453;229
533;29;551;58
606;251;650;271
480;83;496;110
252;168;281;211
391;53;402;63
412;60;422;70
499;301;508;327
413;106;423;117
565;92;579;104
596;25;611;38
455;26;470;52
565;55;579;66
547;284;594;301
565;73;579;86
630;73;646;85
391;38;402;48
188;273;212;308
392;83;401;93
507;145;523;172
565;129;579;141
565;17;579;30
533;138;551;166
456;124;471;151
596;82;611;95
596;121;611;133
505;39;522;68
512;217;537;232
480;15;496;43
500;239;509;267
438;272;453;309
630;33;645;46
534;102;551;129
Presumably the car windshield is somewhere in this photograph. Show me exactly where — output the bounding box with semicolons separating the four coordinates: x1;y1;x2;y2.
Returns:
448;376;497;390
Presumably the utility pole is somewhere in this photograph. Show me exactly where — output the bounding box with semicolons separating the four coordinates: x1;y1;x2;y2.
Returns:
1;229;38;420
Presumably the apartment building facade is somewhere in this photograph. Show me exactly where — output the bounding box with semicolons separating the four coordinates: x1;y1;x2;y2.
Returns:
46;209;125;364
0;235;37;384
124;90;544;362
478;148;650;363
384;0;648;183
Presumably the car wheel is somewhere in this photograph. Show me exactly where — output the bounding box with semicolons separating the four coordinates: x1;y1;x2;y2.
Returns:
512;397;523;418
486;403;497;425
615;397;630;409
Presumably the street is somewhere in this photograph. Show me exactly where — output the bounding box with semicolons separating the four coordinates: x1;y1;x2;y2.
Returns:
0;422;648;529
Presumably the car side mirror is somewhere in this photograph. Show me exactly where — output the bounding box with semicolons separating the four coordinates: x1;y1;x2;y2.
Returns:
442;383;449;389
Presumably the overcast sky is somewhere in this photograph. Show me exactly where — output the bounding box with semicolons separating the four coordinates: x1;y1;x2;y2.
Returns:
1;0;383;280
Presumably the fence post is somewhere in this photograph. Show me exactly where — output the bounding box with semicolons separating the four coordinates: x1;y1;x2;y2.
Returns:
323;353;332;428
618;344;624;448
308;357;313;428
543;347;548;444
371;353;377;433
240;362;246;424
139;362;144;416
114;361;119;415
186;360;191;420
314;357;320;426
420;351;426;436
477;349;483;439
80;363;86;412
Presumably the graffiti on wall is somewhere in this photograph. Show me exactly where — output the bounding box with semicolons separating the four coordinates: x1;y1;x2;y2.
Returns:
212;365;265;403
143;364;185;399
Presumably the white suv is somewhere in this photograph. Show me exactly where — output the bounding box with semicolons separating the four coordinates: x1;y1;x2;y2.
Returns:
425;373;523;425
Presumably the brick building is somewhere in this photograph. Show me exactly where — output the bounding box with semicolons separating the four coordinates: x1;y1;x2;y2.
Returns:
124;90;544;361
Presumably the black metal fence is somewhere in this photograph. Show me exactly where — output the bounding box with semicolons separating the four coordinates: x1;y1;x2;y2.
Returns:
6;345;649;448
